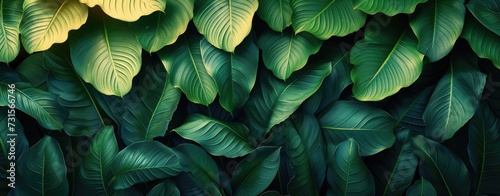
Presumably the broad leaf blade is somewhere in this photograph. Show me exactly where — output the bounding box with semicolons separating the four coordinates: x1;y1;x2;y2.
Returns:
147;180;180;196
353;0;428;16
406;178;437;196
15;53;49;90
0;0;22;63
386;87;433;135
462;13;500;69
80;0;165;22
467;0;500;36
257;0;292;32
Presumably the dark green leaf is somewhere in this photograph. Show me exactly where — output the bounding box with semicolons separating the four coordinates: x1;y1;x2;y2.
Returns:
406;177;437;196
147;180;180;196
467;0;500;36
257;0;292;32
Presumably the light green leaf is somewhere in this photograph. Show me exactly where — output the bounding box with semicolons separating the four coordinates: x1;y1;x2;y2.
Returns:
410;0;465;62
257;0;292;32
353;0;428;16
231;146;281;196
291;0;366;39
328;138;375;195
462;13;500;69
201;36;258;114
350;16;424;101
406;178;437;196
15;53;49;90
14;136;68;196
70;17;142;97
386;87;433;135
20;0;88;53
0;107;28;178
80;0;165;22
131;0;194;52
0;0;22;63
193;0;258;52
111;141;181;190
423;54;486;142
147;180;180;196
158;35;217;105
467;0;500;36
318;101;396;156
258;29;322;80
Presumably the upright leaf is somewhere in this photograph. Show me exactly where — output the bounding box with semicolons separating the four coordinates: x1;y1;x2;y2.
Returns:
193;0;258;52
353;0;428;16
462;13;500;69
80;0;165;22
147;180;180;196
257;0;292;32
467;0;500;36
0;107;28;178
0;0;22;63
406;178;437;196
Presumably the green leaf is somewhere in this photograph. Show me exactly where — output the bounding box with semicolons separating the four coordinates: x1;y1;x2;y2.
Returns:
0;0;22;63
291;0;366;39
79;0;165;22
158;35;217;105
231;146;281;196
411;135;471;196
147;180;180;196
244;62;331;137
318;49;353;111
70;17;142;97
201;36;258;114
193;0;258;52
353;0;428;16
0;66;68;130
258;29;323;80
409;0;465;62
15;53;49;90
467;0;500;36
131;0;194;52
328;138;375;195
0;107;28;178
20;0;88;53
174;113;254;158
406;178;437;196
15;136;68;196
111;141;181;190
256;0;292;32
462;13;500;69
468;103;500;195
318;101;396;156
80;126;118;196
350;16;424;101
386;87;433;135
423;54;486;142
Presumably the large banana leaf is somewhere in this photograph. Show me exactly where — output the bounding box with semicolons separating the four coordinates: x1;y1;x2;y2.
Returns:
15;136;68;196
111;141;181;190
79;0;165;22
201;36;258;114
468;103;500;195
80;126;118;196
353;0;428;16
230;146;281;196
350;16;424;101
158;35;217;105
0;0;22;63
256;0;292;32
15;53;48;90
0;107;28;178
409;0;465;62
258;29;323;80
328;138;375;195
70;17;142;97
174;113;254;158
20;0;87;53
131;0;193;52
467;0;500;36
462;13;500;69
147;180;180;196
244;62;331;137
318;101;396;156
0;66;68;130
291;0;366;39
411;135;471;196
406;177;437;196
193;0;258;52
386;87;433;135
423;54;486;142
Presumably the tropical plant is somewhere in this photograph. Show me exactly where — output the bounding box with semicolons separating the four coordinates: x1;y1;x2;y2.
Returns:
1;0;499;195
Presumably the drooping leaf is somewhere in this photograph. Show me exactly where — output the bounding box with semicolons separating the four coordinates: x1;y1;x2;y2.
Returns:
14;136;68;196
318;101;396;156
256;0;292;32
131;0;194;52
353;0;428;16
423;54;486;142
70;16;142;97
468;102;500;195
406;177;437;196
467;0;500;36
386;87;433;135
158;35;217;105
231;146;281;196
0;107;28;178
291;0;366;39
201;36;258;114
257;29;323;80
15;53;48;90
350;16;424;101
0;0;22;63
80;0;166;22
20;0;88;53
462;13;500;69
193;0;258;52
147;180;180;196
412;135;471;196
410;0;465;62
111;141;181;190
80;126;118;196
328;138;375;195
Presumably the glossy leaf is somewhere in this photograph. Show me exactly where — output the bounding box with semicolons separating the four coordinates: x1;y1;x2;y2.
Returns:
353;0;428;16
0;0;22;63
406;178;437;196
257;0;292;32
147;180;180;196
0;107;28;178
462;14;500;69
80;0;165;22
467;0;500;36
